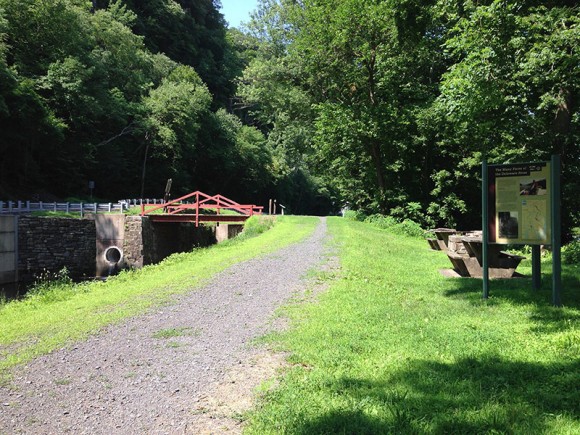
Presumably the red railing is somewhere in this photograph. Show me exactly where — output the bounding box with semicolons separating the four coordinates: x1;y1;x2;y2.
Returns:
141;191;263;226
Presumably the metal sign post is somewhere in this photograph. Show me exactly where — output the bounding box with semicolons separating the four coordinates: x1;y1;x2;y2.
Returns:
88;181;95;200
551;154;562;307
532;245;541;290
482;160;489;299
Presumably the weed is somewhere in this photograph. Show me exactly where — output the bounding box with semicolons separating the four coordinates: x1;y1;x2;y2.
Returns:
239;216;277;239
152;327;191;339
28;268;73;298
25;416;39;425
563;240;580;265
166;341;182;348
343;209;366;221
364;214;425;238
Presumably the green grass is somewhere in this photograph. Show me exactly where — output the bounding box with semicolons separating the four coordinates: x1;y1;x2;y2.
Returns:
0;216;319;377
30;211;81;218
245;217;580;434
126;205;163;215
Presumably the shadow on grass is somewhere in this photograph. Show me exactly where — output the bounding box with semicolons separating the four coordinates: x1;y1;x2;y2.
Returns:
293;356;580;434
442;267;580;332
444;271;579;305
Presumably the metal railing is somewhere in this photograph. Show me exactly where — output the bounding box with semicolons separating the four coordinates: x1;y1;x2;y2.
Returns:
0;199;164;216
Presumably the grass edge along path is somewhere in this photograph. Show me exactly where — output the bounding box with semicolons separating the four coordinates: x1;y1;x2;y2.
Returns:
245;217;580;434
0;216;319;376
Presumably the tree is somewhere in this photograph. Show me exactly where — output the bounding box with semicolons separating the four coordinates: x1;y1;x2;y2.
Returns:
99;0;235;106
246;0;445;215
140;65;212;196
435;0;579;234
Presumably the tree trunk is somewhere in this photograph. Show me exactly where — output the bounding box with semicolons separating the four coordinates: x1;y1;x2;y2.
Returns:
365;53;387;212
553;87;572;156
369;140;387;212
140;141;150;199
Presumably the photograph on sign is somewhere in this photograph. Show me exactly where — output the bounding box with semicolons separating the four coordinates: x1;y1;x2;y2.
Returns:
498;211;518;239
519;178;547;196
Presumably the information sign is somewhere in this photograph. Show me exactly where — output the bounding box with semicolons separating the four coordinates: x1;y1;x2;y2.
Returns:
487;162;551;245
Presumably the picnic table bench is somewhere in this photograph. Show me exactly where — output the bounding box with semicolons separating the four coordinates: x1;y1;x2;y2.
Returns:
429;230;525;278
426;228;458;251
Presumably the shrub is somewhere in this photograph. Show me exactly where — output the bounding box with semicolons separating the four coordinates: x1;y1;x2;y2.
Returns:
392;219;425;238
563;240;580;265
240;215;276;238
364;214;398;229
343;209;366;221
364;214;425;239
390;202;434;228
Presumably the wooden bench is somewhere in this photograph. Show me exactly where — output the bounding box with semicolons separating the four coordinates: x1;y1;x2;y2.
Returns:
427;228;457;251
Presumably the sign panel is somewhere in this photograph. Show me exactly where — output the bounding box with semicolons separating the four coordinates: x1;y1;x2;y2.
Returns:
488;162;551;244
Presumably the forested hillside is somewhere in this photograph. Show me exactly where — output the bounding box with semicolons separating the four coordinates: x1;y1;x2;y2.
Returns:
0;0;330;214
0;0;578;235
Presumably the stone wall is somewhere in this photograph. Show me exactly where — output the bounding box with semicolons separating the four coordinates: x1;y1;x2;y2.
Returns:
123;217;215;269
18;217;96;282
8;215;234;285
123;216;145;269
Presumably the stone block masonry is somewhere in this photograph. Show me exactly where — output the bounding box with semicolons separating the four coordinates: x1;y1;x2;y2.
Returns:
8;215;235;287
123;217;216;270
123;216;145;269
18;217;96;282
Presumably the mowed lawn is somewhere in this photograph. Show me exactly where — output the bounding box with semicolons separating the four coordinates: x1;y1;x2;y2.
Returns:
246;217;580;434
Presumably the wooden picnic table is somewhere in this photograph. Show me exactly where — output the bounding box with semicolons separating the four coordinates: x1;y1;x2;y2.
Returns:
447;235;525;278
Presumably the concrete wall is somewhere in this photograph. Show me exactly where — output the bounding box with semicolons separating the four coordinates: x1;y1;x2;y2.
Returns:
0;215;18;285
17;216;96;282
95;215;126;277
215;223;244;243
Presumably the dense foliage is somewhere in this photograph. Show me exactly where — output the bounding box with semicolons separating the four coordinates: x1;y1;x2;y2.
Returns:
240;0;579;237
0;0;578;232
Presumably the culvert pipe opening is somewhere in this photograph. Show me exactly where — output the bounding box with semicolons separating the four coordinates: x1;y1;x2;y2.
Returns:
104;246;122;264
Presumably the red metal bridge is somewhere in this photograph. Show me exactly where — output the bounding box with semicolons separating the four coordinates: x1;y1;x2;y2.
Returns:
140;191;263;226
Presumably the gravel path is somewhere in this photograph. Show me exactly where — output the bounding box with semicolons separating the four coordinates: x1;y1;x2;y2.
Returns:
1;217;331;434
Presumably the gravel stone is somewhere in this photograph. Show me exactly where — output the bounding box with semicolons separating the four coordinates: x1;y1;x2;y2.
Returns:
0;217;330;434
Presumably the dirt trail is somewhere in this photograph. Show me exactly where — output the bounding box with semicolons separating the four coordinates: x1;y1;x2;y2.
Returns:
1;218;331;434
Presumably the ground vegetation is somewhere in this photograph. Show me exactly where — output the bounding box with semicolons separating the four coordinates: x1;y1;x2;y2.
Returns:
246;217;580;434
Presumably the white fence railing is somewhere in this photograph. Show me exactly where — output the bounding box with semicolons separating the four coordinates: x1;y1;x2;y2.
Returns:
0;199;164;216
